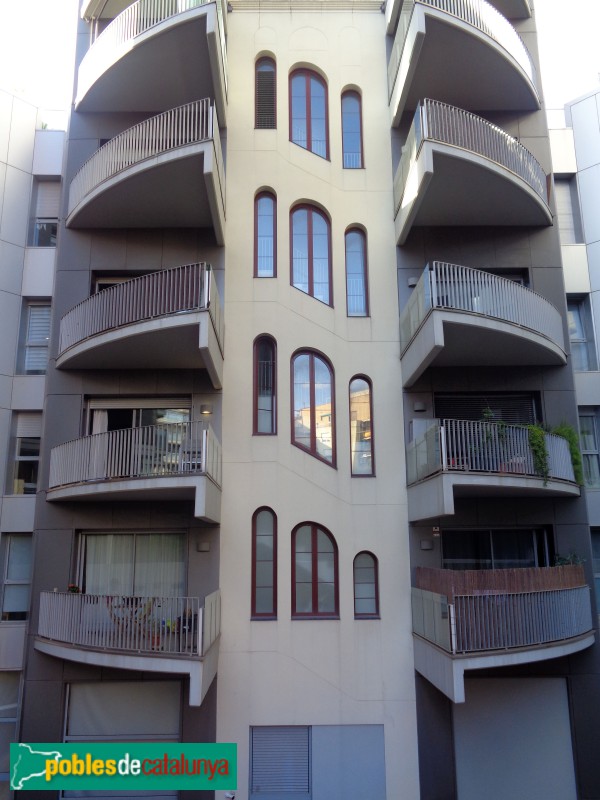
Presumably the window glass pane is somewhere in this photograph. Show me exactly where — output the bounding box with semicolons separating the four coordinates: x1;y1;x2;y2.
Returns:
346;230;367;316
579;415;598;451
133;534;185;597
255;588;274;614
2;585;30;615
314;357;333;462
442;530;492;570
292;209;309;293
291;74;307;149
256;338;276;434
310;76;327;158
295;582;313;613
491;530;536;568
350;377;373;475
342;92;362;168
312;212;330;304
18;438;40;458
295;553;312;583
6;536;32;581
317;582;335;613
355;598;376;615
317;551;334;583
583;454;600;488
293;355;312;450
256;195;275;277
255;561;274;588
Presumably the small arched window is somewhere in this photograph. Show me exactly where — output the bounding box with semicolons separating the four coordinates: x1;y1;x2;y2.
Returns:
255;57;276;129
252;508;277;618
254;336;277;435
292;523;338;617
291;205;332;306
341;91;363;168
292;350;335;466
290;69;329;159
349;376;374;476
345;228;368;316
353;552;379;618
255;192;276;277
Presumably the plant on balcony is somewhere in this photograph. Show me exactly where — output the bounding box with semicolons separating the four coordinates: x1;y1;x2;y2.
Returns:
551;422;584;486
67;583;81;593
527;424;549;484
554;552;585;566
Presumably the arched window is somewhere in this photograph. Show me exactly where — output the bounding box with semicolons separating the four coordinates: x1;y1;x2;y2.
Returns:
254;336;276;435
255;192;276;277
290;69;329;159
292;351;335;465
345;228;368;316
341;91;363;168
255;57;276;129
353;552;379;618
292;523;338;617
252;508;277;618
349;376;374;476
291;206;331;306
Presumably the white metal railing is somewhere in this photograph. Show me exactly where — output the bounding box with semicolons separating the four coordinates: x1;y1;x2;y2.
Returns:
58;263;223;356
38;590;221;657
78;0;227;103
68;99;222;217
412;584;592;654
394;99;548;216
388;0;535;100
49;421;222;489
400;262;565;352
406;419;575;484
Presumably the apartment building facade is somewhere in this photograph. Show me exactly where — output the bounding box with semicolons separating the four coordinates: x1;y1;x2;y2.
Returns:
13;1;600;799
0;90;63;799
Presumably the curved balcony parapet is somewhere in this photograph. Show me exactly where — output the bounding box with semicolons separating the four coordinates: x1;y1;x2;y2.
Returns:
67;99;225;238
388;0;536;105
77;0;227;118
49;420;222;489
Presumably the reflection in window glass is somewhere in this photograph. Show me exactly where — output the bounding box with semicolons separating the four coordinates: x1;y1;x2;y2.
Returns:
350;377;373;475
579;414;600;488
292;351;334;465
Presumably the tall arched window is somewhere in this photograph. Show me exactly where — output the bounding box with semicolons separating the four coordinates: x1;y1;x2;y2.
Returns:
349;376;374;475
290;69;329;159
345;228;368;316
255;192;276;277
254;336;277;435
291;205;331;306
292;351;335;465
341;91;363;168
255;57;276;129
353;552;379;618
252;508;277;618
292;523;338;617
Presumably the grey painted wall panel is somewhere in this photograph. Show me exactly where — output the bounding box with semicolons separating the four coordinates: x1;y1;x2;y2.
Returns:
312;724;386;800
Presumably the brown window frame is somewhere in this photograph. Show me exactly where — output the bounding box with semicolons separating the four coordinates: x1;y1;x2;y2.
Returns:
291;349;336;467
353;551;379;619
255;57;276;129
253;335;277;435
345;227;369;317
251;507;277;619
290;205;333;307
349;374;375;477
291;523;339;618
289;69;330;160
341;90;364;169
254;192;277;278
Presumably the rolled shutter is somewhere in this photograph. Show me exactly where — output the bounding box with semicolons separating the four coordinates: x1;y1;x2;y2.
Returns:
251;726;310;793
35;182;61;218
15;412;42;439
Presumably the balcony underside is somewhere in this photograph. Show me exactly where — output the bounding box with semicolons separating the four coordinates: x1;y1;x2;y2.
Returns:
76;6;226;125
66;142;225;244
487;0;531;18
82;0;132;18
46;474;221;522
401;309;566;387
408;472;580;522
56;311;223;388
391;8;538;126
396;141;552;245
35;636;219;707
413;631;593;703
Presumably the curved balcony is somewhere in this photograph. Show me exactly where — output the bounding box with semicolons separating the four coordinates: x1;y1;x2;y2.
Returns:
66;100;225;243
400;262;566;386
486;0;531;18
394;99;551;245
412;566;593;702
77;0;227;124
36;589;221;706
47;420;222;522
389;0;538;125
57;263;223;387
406;419;580;521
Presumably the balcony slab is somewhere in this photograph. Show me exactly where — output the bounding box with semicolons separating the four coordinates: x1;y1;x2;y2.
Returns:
35;636;219;707
413;631;594;703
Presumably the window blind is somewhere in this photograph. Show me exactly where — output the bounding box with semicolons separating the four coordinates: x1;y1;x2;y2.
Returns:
35;181;61;218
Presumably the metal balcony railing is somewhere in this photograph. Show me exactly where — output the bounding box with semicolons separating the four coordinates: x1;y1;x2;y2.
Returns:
49;421;222;489
38;588;221;657
78;0;227;101
393;99;548;216
68;99;224;217
388;0;535;100
400;262;565;351
406;419;575;485
412;567;592;654
58;262;223;356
